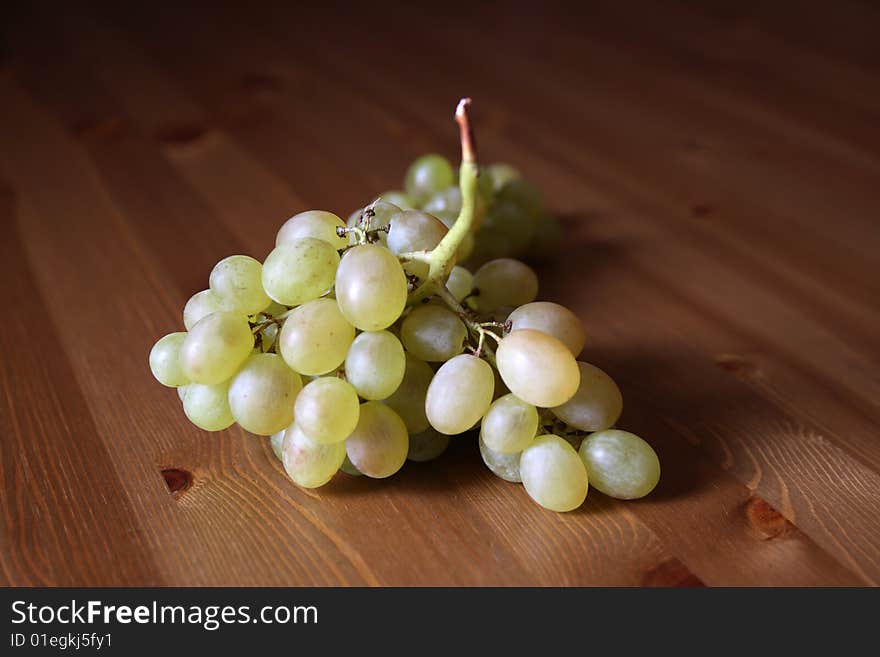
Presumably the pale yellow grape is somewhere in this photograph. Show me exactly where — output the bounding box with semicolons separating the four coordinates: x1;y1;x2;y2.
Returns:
579;430;660;499
382;352;434;433
400;305;467;362
479;436;522;482
228;353;302;435
496;329;580;407
425;354;494;435
445;266;473;302
472;259;538;312
423;186;462;217
480;394;538;454
348;200;401;232
407;428;451;462
404;154;454;205
149;332;189;387
281;423;346;488
386;210;448;280
294;377;360;444
485;163;521;193
344;331;405;400
262;237;339;306
180;312;253;384
551;362;622;431
183;289;221;330
520;434;588;512
276;210;347;250
345;402;409;478
346;205;396;247
278;298;355;375
184;381;235;431
177;385;189;402
379;190;414;210
270;429;287;461
507;301;586;356
209;255;270;316
335;244;408;331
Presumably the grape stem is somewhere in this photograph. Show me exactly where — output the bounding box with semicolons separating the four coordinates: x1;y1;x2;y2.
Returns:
408;98;479;302
432;284;498;365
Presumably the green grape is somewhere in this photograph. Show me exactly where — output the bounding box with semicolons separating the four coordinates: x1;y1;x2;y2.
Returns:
276;210;347;250
382;352;434;433
281;423;346;488
183;289;221;330
270;429;286;461
472;259;538;312
259;300;289;318
507;301;586;357
466;226;516;267
520;434;588;512
386;210;448;280
485;163;522;193
480;199;536;256
335;244;408;331
407;428;451;462
428;185;487;228
354;200;402;231
183;381;235;431
345;401;409;478
480;393;538;454
278;298;355;376
340;454;362;476
209;255;270;316
400;305;467;362
579;430;660;499
228;353;302;435
180;311;254;384
479;436;521;483
422;186;462;217
404;154;455;205
344;330;406;400
149;332;189;387
347;201;401;245
496;329;580;407
425;354;494;435
262;237;339;306
378;190;414;210
444;266;473;302
497;178;544;218
294;377;360;444
177;384;189;402
551;362;622;432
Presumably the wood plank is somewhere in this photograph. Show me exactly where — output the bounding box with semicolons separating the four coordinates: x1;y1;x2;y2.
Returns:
2;0;877;586
102;4;870;585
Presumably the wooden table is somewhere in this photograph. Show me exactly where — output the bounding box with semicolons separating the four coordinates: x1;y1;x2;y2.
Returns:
2;1;878;586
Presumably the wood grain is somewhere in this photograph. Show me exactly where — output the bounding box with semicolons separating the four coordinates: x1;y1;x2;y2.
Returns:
1;1;877;586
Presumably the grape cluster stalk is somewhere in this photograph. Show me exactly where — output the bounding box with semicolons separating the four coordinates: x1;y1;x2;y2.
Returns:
149;99;660;512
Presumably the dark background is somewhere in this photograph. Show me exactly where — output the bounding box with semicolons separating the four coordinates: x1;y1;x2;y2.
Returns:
1;0;878;586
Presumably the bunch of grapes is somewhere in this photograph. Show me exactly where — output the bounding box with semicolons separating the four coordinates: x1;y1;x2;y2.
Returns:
149;100;660;512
